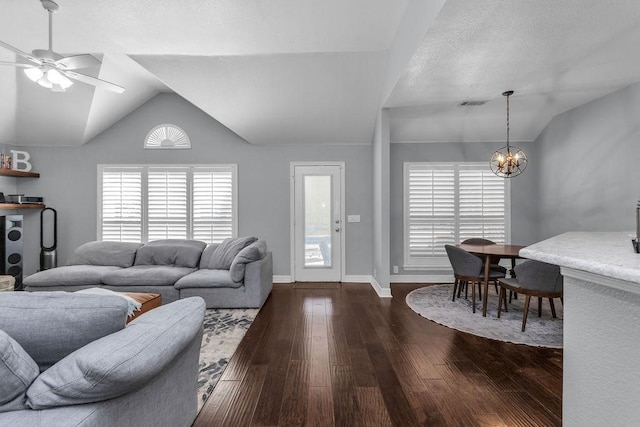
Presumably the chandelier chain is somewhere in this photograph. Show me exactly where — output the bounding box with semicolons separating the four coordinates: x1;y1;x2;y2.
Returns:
506;92;510;149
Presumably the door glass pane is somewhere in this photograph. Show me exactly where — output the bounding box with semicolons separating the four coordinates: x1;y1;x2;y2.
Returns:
304;175;332;267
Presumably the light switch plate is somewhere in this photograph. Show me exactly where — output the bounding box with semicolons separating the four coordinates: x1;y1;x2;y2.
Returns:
347;215;360;223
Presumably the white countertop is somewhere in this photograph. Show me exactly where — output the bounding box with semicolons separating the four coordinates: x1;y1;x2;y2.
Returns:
520;232;640;284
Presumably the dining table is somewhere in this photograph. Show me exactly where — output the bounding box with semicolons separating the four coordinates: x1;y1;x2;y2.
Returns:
458;243;527;317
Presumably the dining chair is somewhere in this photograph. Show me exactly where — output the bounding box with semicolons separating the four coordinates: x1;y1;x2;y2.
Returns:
445;245;506;313
460;238;496;246
462;237;508;268
497;260;563;331
461;238;507;293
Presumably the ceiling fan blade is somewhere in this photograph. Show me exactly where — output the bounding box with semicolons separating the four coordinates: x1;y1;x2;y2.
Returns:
0;61;31;68
55;54;101;70
0;40;42;65
64;70;125;94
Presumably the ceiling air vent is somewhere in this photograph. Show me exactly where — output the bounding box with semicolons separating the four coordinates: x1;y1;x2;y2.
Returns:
144;124;191;149
460;100;488;107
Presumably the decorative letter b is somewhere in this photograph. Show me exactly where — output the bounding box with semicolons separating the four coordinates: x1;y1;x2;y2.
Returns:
10;150;32;172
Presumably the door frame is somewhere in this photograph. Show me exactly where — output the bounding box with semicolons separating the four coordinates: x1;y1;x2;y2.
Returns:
290;161;346;282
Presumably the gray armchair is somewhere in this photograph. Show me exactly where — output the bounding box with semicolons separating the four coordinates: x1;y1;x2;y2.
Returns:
445;245;506;313
0;292;205;426
497;260;563;331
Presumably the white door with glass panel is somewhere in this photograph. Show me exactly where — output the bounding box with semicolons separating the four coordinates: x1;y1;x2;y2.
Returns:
293;164;343;282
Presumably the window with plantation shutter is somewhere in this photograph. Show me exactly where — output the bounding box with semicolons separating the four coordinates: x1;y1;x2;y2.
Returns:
193;168;234;242
147;169;188;240
100;168;143;242
98;165;236;243
404;162;509;268
458;166;507;243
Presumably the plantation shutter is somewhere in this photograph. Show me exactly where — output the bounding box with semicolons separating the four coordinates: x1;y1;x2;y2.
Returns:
404;163;508;267
406;165;455;264
192;168;235;243
458;167;506;243
100;169;143;242
99;165;236;243
147;168;188;240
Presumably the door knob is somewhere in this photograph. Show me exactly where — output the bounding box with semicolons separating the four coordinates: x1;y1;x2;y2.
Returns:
335;227;340;232
335;219;340;224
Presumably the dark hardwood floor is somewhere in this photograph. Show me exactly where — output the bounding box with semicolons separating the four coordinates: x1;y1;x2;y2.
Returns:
193;283;562;426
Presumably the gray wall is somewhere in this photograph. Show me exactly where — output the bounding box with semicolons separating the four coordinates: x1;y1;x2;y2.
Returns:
372;109;391;292
535;82;640;238
9;82;638;281
389;141;538;276
14;93;373;277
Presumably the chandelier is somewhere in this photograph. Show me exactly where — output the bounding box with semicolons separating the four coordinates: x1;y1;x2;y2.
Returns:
490;90;527;178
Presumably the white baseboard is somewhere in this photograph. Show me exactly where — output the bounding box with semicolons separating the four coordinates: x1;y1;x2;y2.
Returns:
273;275;292;283
273;274;400;298
342;275;372;283
370;276;392;298
390;274;453;283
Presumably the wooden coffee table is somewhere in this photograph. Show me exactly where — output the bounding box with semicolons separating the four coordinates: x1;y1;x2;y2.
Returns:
123;292;162;323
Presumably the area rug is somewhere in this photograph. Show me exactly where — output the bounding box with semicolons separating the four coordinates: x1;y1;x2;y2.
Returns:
197;308;259;411
405;284;563;348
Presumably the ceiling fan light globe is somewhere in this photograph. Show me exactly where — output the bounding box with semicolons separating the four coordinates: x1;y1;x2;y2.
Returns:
24;67;44;82
46;68;63;83
37;74;53;89
58;76;73;89
46;68;73;89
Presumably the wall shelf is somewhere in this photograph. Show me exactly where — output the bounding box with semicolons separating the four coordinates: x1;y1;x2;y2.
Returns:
0;169;40;178
0;167;42;209
0;203;45;210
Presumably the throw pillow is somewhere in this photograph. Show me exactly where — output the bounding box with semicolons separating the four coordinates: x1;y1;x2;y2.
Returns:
0;330;39;413
26;297;206;409
209;237;258;270
230;240;267;282
0;292;129;371
134;239;207;268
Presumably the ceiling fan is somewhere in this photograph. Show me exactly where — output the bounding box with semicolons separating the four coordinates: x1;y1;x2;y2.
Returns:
0;0;124;93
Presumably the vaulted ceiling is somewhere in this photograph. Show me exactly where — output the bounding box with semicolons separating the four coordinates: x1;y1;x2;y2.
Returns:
1;0;639;147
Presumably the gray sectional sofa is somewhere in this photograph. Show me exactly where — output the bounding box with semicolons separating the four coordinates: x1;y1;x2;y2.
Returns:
0;291;205;427
23;237;273;309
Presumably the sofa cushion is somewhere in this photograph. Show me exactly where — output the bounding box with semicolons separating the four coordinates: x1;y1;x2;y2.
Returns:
0;292;129;371
134;239;206;268
102;265;195;287
26;297;206;409
230;240;267;282
68;241;143;268
23;265;122;288
198;243;219;269
208;237;258;270
0;330;39;413
174;269;239;289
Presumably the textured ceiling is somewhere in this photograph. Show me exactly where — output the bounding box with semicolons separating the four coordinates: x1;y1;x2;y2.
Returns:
386;0;640;143
1;0;639;147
